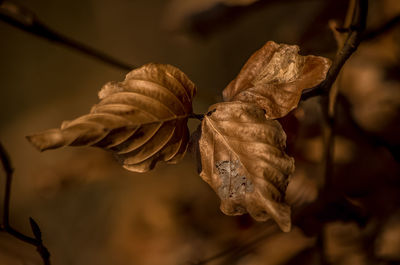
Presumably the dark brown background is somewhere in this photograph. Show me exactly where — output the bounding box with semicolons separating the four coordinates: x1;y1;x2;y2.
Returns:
1;0;399;264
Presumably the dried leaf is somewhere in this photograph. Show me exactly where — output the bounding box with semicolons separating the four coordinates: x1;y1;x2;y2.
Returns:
26;63;196;172
198;101;295;231
222;41;331;119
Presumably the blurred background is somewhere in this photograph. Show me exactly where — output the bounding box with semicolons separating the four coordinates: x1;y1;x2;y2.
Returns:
0;0;399;264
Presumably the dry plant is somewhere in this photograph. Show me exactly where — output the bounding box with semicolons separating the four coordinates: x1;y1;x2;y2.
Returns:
1;0;400;264
26;40;331;233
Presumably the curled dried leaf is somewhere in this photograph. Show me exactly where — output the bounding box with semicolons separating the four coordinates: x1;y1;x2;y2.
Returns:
223;41;331;119
27;63;196;172
198;101;295;231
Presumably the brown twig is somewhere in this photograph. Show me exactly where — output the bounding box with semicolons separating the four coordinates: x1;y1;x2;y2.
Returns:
190;223;278;265
322;0;358;193
301;0;368;101
303;0;368;192
363;14;400;41
0;1;135;71
301;3;368;263
0;142;51;265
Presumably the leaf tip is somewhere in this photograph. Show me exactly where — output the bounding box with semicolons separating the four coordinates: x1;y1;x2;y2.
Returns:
268;202;291;232
276;204;292;232
26;129;65;152
249;193;292;232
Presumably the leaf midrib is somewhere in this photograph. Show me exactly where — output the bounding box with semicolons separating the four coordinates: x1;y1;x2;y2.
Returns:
205;115;282;197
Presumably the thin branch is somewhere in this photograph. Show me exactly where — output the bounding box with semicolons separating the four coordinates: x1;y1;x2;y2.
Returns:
322;0;367;191
363;14;400;41
191;223;278;265
321;0;356;193
301;0;368;100
219;227;278;265
1;142;12;229
0;142;51;265
0;1;135;71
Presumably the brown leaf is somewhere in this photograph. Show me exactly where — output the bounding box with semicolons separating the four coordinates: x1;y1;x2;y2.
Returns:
222;41;331;119
198;101;295;231
26;63;196;172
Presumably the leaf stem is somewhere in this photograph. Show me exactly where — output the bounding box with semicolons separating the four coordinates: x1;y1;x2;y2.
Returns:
188;113;205;121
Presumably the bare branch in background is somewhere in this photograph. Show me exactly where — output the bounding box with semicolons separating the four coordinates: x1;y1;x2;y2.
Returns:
0;143;51;265
322;0;358;193
301;0;368;100
192;222;278;265
0;1;135;71
363;14;400;41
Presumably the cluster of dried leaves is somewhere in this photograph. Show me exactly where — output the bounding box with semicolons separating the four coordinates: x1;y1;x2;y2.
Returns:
27;41;331;231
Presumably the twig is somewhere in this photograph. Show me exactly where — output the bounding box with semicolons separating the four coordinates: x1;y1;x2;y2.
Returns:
219;227;278;265
301;0;368;100
190;223;278;265
322;0;357;192
0;1;135;71
304;0;368;192
0;142;51;265
363;14;400;41
301;4;368;264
